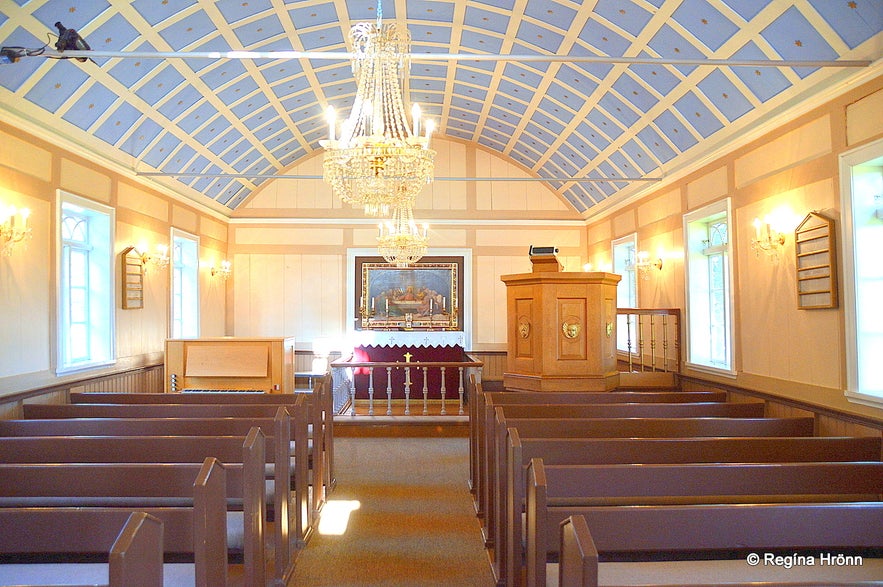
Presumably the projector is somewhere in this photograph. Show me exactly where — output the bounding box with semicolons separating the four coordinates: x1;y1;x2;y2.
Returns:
528;246;558;257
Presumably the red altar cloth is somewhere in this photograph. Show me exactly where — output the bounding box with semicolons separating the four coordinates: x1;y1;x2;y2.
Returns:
349;345;468;399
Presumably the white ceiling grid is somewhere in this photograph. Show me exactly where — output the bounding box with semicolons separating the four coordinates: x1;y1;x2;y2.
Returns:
0;0;880;216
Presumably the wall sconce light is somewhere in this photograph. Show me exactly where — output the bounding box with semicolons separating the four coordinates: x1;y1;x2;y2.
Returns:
874;194;882;220
139;244;170;271
582;262;593;272
631;250;663;280
211;260;232;280
0;204;32;256
751;217;786;259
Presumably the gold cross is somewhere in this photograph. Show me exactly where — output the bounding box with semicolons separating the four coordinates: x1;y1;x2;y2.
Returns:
403;352;413;363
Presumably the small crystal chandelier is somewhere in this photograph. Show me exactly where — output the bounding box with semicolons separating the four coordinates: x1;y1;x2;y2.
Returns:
377;205;429;267
320;0;435;217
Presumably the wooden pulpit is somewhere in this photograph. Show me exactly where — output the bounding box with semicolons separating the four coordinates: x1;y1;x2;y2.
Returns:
501;257;621;391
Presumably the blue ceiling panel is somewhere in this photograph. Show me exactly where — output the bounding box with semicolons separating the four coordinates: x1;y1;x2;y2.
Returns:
524;123;554;147
23;61;90;113
809;0;883;49
412;78;446;92
486;117;516;135
107;43;164;87
636;126;677;164
491;93;528;115
464;6;510;35
253;118;286;141
182;36;235;73
230;94;271;120
233;14;286;46
550;151;580;175
217;76;261;106
0;28;43;91
653;110;698;152
297;26;345;51
92;102;142;146
406;1;455;23
728;42;792;102
578;19;630;57
194;119;229;147
762;6;836;78
545;81;588;112
525;1;578;32
486;106;520;128
447;127;474;140
608;151;640;178
696;70;753;122
557;142;591;169
259;60;305;84
577;120;612;152
120;118;165;158
449;106;480;124
410;24;452;45
131;0;198;27
135;66;187;106
158;10;218;51
164;144;198;173
452;83;487;101
230;147;262;173
671;0;739;52
471;0;516;10
413;62;448;79
287;92;321;117
200;61;249;91
503;63;546;88
182;155;210;175
495;78;531;103
612;72;659;113
275;78;312;101
478;135;505;151
459;30;505;53
216;182;245;206
516;20;564;53
263;129;295;151
535;102;568;132
673;91;725;138
287;2;340;28
219;138;253;165
88;13;140;52
647;24;704;75
621;137;660;173
31;2;109;33
177;102;219;134
630;60;681;96
592;0;654;37
217;0;274;23
598;91;640;128
558;64;600;95
453;66;493;88
61;82;118;130
211;128;246;155
141;133;182;168
718;0;769;22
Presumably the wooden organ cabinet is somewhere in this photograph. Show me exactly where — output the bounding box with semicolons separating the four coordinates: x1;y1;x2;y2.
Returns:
164;337;296;393
501;255;621;391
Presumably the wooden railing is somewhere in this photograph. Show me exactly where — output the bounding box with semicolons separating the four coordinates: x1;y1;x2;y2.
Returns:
616;308;681;385
330;357;484;416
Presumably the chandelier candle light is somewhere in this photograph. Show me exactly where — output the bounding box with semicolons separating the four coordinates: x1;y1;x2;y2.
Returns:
377;205;429;267
320;0;436;218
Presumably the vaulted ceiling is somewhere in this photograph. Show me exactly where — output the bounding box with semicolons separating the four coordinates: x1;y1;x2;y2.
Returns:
1;1;880;218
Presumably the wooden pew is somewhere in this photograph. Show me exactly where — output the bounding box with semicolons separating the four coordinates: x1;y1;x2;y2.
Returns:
0;510;163;587
69;372;336;498
526;458;883;587
0;429;296;585
0;458;228;587
9;405;313;547
502;434;882;587
557;507;883;587
487;414;815;586
469;380;727;511
480;401;765;553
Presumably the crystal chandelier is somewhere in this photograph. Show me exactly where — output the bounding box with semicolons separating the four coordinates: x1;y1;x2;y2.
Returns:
320;0;435;217
377;204;429;267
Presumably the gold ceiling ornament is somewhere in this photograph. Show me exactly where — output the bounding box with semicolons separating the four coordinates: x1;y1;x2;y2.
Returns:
377;203;429;267
320;0;436;217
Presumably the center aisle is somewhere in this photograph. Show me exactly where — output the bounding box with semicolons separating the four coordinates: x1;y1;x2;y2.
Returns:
289;436;496;587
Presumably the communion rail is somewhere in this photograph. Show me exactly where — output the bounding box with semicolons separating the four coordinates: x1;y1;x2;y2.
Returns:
616;308;681;380
330;357;484;416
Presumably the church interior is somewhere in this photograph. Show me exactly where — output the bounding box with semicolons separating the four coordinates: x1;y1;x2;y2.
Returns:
1;1;882;585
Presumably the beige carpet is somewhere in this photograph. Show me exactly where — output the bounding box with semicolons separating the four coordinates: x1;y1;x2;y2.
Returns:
288;437;496;587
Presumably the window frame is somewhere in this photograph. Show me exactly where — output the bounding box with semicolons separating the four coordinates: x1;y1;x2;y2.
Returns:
170;228;201;339
55;190;116;375
683;198;736;376
840;137;883;408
